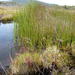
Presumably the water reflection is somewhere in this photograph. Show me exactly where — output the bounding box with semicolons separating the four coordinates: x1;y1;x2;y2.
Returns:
0;23;14;67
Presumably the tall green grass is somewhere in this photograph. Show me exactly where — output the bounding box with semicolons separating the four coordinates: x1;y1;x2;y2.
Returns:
14;1;75;51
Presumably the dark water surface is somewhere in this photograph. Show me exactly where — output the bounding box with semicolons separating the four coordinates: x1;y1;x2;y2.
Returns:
0;23;14;67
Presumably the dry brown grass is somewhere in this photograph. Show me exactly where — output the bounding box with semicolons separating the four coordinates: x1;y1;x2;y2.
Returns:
0;6;19;22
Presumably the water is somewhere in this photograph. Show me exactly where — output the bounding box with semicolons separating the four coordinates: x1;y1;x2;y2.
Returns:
0;0;28;68
0;23;14;67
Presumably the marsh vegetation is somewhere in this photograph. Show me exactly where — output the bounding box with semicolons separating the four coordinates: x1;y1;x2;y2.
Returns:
9;1;75;75
0;0;75;75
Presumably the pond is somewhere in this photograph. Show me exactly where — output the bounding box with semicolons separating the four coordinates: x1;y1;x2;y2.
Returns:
0;0;28;68
0;22;14;67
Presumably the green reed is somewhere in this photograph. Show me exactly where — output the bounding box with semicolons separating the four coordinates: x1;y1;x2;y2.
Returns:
14;1;75;51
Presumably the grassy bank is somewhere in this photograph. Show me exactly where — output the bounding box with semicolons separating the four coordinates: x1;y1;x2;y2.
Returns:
11;46;73;75
0;5;19;23
11;1;75;75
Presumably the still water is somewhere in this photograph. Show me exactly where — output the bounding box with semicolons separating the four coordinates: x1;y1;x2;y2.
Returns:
0;23;14;67
0;0;27;68
0;0;27;67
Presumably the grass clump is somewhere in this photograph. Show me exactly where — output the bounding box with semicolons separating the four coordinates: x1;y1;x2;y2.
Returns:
14;2;55;51
11;52;42;74
10;46;73;75
41;46;71;68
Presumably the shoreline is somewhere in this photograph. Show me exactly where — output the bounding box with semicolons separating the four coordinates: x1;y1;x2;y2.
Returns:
0;1;19;23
